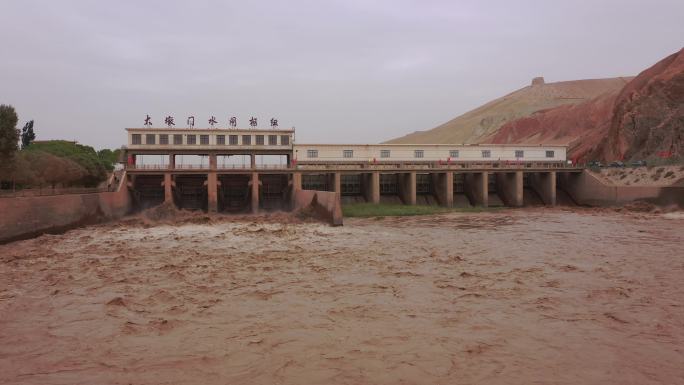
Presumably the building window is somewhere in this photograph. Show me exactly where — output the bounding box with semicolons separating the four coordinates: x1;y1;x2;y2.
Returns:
281;135;290;145
173;134;183;145
187;135;196;145
216;135;225;145
482;150;491;158
380;149;391;158
256;135;264;145
145;134;155;145
546;150;555;158
242;135;251;145
200;135;209;145
449;150;459;158
229;135;238;145
131;134;142;145
307;149;318;158
414;150;424;158
159;134;169;145
268;135;278;145
343;150;353;158
515;150;524;158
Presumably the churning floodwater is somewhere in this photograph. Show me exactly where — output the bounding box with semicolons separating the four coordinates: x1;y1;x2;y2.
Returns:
1;207;683;385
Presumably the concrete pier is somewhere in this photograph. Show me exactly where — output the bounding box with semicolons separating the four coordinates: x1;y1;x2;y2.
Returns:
250;172;260;213
362;172;380;204
464;172;488;207
163;173;173;203
399;172;417;205
530;171;556;206
329;172;341;198
291;172;302;208
432;172;454;207
207;172;218;212
496;171;523;207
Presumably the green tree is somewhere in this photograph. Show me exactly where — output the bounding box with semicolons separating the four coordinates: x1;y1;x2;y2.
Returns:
21;120;36;148
97;148;121;171
0;105;20;185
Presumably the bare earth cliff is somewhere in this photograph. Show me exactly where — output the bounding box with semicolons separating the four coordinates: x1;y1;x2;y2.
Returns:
597;48;684;161
388;48;684;162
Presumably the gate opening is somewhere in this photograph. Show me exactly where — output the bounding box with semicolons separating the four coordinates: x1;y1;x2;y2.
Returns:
259;174;288;211
175;175;207;210
218;174;251;212
132;175;164;209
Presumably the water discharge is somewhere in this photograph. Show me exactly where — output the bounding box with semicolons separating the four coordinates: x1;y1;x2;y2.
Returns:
1;208;683;384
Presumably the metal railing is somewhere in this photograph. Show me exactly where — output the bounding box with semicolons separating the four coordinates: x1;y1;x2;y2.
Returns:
175;164;209;169
127;164;170;170
0;186;115;198
125;161;581;172
126;163;292;170
295;161;580;170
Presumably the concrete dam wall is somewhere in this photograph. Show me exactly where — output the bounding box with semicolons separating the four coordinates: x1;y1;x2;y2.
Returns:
557;170;684;208
293;189;343;226
0;174;132;244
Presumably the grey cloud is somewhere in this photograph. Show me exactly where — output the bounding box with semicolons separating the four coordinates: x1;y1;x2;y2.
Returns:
1;0;683;148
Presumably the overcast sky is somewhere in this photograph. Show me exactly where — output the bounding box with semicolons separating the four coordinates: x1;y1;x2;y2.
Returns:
1;0;683;150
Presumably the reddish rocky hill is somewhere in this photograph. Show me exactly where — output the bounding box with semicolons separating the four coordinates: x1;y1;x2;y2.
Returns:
488;48;684;162
386;77;631;145
598;48;684;161
387;48;683;163
487;93;616;162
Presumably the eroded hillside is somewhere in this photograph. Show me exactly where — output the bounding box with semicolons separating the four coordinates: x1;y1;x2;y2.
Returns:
387;77;630;144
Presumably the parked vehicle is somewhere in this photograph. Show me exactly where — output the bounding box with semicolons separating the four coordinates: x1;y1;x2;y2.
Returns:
609;161;625;168
630;160;647;167
588;161;603;168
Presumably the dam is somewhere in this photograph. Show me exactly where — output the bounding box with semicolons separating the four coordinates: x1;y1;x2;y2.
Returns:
4;126;679;244
124;126;578;213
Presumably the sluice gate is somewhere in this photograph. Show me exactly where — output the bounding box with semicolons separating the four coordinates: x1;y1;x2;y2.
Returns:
132;175;165;209
340;174;361;196
416;174;437;205
453;173;472;207
340;174;365;204
487;173;505;207
218;175;251;212
302;174;329;191
522;173;544;206
259;174;288;211
175;175;207;210
379;173;401;204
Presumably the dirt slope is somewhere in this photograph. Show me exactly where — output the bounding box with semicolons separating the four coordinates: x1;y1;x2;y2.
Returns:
386;77;631;144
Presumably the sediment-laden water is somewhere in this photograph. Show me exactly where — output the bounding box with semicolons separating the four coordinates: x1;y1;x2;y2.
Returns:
1;208;683;384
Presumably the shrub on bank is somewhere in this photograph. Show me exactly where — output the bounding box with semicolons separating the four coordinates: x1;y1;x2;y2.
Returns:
342;203;498;218
1;141;120;189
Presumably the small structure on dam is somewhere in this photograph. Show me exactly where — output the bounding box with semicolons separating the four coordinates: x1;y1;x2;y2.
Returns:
123;125;580;213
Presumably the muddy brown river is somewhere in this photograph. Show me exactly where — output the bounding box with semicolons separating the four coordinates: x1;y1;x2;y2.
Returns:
1;208;683;385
